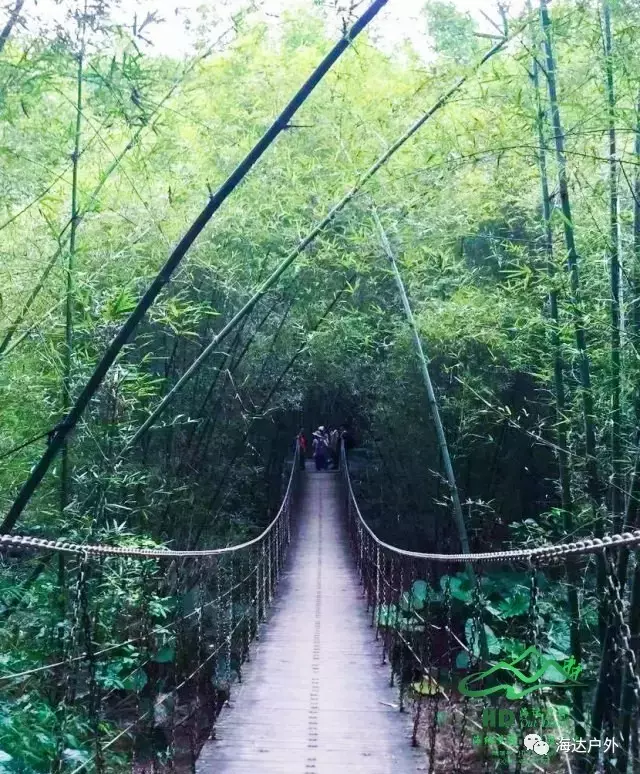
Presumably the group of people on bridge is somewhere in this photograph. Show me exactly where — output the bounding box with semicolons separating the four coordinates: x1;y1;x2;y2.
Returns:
296;424;351;471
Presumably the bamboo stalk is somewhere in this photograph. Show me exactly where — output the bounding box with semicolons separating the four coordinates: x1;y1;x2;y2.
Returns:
189;280;352;549
540;0;609;754
529;0;584;736
186;289;292;471
0;35;230;360
620;90;640;541
0;0;25;56
600;2;626;757
61;11;86;515
614;90;640;774
539;0;602;523
371;207;470;555
602;0;623;533
371;206;489;663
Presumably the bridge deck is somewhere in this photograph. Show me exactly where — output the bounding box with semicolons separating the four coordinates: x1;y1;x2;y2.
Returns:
196;469;425;774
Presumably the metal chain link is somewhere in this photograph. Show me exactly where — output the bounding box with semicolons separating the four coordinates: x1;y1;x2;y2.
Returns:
514;560;542;774
605;552;640;709
424;568;442;772
80;559;104;774
381;554;391;667
374;545;382;639
190;562;206;769
168;560;182;772
453;564;482;774
53;554;88;774
397;561;407;712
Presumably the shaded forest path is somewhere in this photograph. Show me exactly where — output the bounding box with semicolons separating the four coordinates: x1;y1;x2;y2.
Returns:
195;469;425;774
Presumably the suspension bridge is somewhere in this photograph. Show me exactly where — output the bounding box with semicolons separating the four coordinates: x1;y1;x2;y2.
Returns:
3;446;640;773
2;1;640;772
195;467;424;774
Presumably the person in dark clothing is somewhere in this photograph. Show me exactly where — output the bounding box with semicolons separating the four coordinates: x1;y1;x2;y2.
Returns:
296;429;307;470
312;427;329;471
329;427;340;469
340;425;352;463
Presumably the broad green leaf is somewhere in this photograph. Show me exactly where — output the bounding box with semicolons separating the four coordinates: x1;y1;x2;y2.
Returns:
62;749;88;763
153;646;176;664
376;603;398;627
497;591;529;618
442;573;473;602
546;646;570;661
123;669;147;692
410;579;429;609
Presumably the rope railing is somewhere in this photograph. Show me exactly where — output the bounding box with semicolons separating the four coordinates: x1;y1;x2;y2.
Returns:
0;449;300;773
340;445;640;773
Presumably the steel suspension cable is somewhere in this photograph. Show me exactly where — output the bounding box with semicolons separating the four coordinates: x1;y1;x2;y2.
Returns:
6;444;640;565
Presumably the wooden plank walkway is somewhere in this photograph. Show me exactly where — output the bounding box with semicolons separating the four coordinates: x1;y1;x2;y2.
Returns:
196;469;426;774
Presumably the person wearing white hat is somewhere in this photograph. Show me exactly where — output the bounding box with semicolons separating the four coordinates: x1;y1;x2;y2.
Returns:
312;426;329;471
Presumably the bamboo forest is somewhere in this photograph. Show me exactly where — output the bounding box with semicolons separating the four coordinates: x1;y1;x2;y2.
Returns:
5;0;640;771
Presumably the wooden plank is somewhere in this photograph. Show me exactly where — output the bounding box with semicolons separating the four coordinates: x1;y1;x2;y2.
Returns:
196;470;426;774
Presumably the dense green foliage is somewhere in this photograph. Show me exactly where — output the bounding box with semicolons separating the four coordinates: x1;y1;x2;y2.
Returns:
2;0;640;769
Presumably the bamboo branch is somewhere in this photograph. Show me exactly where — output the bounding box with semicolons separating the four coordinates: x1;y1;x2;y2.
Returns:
189;279;352;549
539;0;603;549
602;0;623;534
61;10;86;515
539;0;608;751
0;32;229;360
614;86;640;774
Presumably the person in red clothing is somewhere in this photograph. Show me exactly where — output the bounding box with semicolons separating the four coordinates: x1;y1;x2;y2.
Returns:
296;429;307;470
